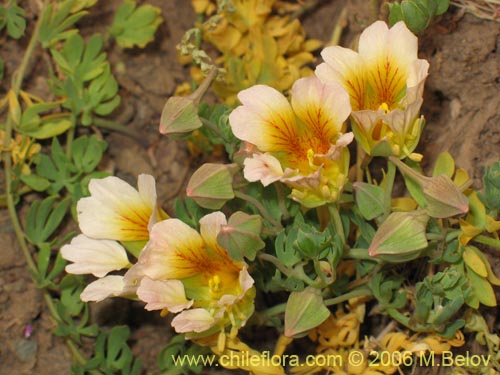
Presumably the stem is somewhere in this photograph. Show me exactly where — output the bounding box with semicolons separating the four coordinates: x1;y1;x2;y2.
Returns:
274;183;290;221
259;287;373;320
474;234;500;250
323;286;372;307
234;190;282;230
258;253;317;285
190;66;218;104
383;160;396;219
201;118;224;139
346;248;380;262
65;124;75;157
93;117;149;148
2;4;102;373
330;6;348;45
327;204;345;245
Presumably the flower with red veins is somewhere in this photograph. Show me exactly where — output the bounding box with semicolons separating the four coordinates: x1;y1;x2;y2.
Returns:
125;212;255;338
77;174;168;242
229;75;353;208
316;20;429;161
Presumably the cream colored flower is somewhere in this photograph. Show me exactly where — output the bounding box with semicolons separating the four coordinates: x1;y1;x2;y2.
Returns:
77;174;167;242
229;75;352;208
316;21;428;160
126;212;255;336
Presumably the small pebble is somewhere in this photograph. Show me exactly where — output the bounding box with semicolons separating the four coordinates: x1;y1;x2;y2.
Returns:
14;338;38;362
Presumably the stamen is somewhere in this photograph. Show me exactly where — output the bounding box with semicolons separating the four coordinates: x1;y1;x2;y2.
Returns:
378;102;390;113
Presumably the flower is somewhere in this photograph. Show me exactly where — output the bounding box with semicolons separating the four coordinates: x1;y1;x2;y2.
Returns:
316;21;429;160
76;174;167;242
229;75;353;208
125;212;255;337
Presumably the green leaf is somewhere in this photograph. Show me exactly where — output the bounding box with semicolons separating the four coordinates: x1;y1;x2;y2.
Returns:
25;196;70;246
432;151;455;178
49;34;120;125
353;182;385;220
435;0;450;15
37;243;52;279
275;230;301;267
0;1;26;39
38;0;88;47
109;0;163;49
71;135;107;173
23;118;73;139
20;173;51;192
466;265;497;307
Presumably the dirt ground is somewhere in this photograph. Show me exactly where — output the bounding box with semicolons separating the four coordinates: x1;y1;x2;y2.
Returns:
1;1;499;374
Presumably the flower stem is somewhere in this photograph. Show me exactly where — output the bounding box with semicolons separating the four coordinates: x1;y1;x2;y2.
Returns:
259;286;372;320
383;159;396;219
323;286;372;307
274;183;290;221
234;190;282;231
93;117;149;148
328;204;345;245
201;118;224;139
1;4;103;372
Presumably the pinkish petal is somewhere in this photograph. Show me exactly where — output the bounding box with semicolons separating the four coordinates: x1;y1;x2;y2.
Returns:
61;235;130;278
243;153;284;186
199;211;227;252
80;275;136;302
171;308;216;333
137;277;192;312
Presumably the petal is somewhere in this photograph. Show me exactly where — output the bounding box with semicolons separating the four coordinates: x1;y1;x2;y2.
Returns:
171;308;216;333
61;235;130;278
384;98;423;135
77;175;157;241
218;265;254;307
137;277;193;312
80;275;136;302
243;153;284;186
291;76;351;144
358;20;392;63
133;219;208;280
199;211;227;252
229;85;299;153
317;46;366;111
406;59;429;102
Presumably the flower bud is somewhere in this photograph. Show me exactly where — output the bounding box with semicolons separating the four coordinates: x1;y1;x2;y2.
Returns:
159;96;202;135
186;163;236;209
369;210;429;262
422;175;469;218
284;287;330;337
159;67;218;135
391;157;469;218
